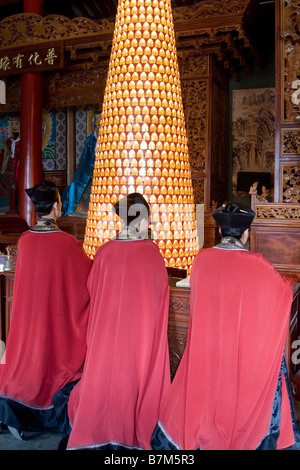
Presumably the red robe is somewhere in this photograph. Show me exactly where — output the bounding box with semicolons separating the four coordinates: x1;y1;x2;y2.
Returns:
151;247;298;450
0;230;92;431
67;239;171;450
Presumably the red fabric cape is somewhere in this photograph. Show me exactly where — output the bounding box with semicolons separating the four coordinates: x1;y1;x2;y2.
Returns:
0;230;92;407
67;239;171;450
157;248;295;450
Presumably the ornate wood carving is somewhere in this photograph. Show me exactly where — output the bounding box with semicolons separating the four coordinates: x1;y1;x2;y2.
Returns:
0;0;259;79
274;0;300;206
254;203;300;220
282;129;300;155
172;0;251;22
250;198;300;280
280;162;300;204
0;14;114;49
43;67;108;108
180;54;208;205
250;0;300;281
0;2;259;112
281;0;300;123
191;178;205;205
180;52;228;213
173;0;258;77
182;78;207;175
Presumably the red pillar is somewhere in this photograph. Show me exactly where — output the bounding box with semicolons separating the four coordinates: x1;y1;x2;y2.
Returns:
18;0;44;227
23;0;43;15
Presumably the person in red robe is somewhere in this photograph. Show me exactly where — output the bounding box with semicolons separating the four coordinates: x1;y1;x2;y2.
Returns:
151;202;300;450
0;181;92;439
66;193;171;450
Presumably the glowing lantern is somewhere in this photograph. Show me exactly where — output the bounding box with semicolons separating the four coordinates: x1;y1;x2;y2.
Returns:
84;0;199;273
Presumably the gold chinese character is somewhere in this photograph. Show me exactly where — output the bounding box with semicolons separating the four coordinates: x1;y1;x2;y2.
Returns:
0;56;10;70
45;48;58;65
28;52;42;66
12;54;25;69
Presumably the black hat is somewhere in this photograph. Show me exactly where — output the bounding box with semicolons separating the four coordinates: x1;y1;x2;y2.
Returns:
25;181;60;204
212;203;255;232
113;193;150;224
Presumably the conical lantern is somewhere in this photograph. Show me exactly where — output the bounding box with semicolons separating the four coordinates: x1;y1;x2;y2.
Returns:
83;0;199;273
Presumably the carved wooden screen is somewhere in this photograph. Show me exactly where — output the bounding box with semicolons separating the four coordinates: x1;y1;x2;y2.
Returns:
276;0;300;204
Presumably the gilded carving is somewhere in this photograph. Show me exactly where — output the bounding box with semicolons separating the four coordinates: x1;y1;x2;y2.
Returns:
175;23;254;75
281;163;300;204
182;79;207;175
54;67;108;89
0;0;260;84
283;41;300;122
282;0;300;35
282;129;300;155
0;14;114;49
281;0;300;122
172;0;251;22
192;179;205;205
254;204;300;219
180;54;208;80
43;68;107;108
211;80;229;177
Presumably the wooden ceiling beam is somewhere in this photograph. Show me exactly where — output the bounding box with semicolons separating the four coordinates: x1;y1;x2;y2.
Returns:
100;0;117;18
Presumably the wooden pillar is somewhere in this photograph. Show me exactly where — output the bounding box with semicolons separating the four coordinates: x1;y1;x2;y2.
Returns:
23;0;43;14
18;0;44;228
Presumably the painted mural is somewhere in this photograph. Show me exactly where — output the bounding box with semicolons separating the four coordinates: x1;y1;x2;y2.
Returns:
232;88;275;196
0;105;97;213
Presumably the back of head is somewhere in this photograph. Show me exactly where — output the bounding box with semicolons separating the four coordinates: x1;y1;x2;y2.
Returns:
113;192;150;227
25;181;60;217
212;202;255;239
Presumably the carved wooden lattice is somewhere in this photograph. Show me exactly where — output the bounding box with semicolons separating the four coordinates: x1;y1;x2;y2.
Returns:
281;0;300;123
0;14;114;48
249;0;300;281
282;129;300;155
281;163;300;204
254;203;300;219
